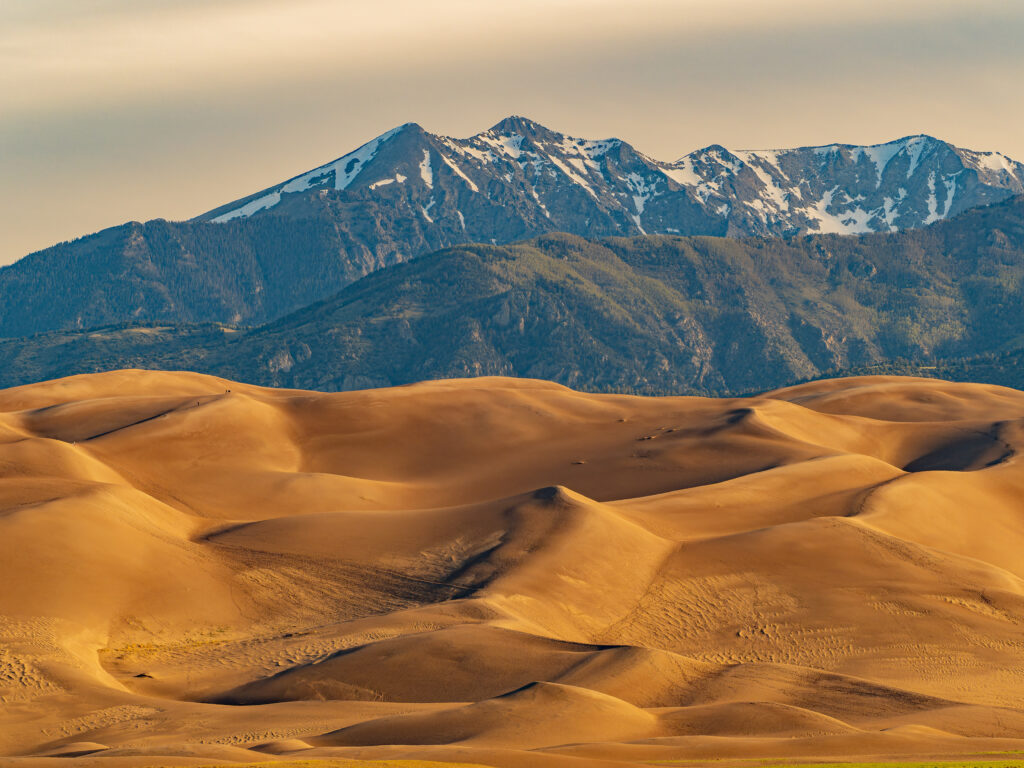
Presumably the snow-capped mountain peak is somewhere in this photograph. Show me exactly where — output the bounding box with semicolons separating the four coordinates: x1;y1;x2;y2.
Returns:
200;118;1024;242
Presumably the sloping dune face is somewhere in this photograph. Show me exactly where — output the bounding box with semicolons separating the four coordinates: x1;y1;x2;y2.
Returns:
4;372;1024;766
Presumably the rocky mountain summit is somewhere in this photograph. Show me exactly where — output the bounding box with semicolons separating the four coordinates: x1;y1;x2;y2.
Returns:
203;116;1024;239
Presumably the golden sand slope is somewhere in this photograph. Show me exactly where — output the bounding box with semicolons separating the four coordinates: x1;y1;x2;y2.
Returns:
4;371;1024;767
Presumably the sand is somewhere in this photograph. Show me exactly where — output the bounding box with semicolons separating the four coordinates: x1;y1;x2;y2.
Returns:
3;371;1024;766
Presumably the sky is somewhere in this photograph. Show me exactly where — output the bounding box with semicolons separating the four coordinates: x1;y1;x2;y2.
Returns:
2;0;1023;263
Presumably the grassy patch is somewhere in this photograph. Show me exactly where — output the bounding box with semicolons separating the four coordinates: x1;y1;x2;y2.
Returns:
101;627;233;660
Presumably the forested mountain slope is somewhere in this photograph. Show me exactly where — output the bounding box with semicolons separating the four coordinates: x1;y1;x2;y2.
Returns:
1;195;1021;393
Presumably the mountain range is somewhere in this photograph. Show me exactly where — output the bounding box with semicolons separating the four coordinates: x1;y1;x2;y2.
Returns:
2;118;1023;339
203;116;1024;240
2;193;1022;394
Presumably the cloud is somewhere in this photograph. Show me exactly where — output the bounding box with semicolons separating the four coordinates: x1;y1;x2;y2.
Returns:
1;0;1023;261
6;0;1018;116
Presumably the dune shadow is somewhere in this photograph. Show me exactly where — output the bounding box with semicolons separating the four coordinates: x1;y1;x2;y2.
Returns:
902;429;1013;472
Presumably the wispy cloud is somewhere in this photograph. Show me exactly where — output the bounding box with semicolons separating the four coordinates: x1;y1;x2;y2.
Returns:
6;0;1016;115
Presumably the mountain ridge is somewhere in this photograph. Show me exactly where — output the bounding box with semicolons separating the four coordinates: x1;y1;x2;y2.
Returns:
2;118;1021;341
2;194;1022;394
199;117;1024;240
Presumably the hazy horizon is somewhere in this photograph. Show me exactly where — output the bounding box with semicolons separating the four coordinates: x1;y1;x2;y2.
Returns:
3;0;1023;263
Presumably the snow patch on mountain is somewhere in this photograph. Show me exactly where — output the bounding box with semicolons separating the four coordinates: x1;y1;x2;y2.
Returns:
924;173;940;225
213;191;282;222
476;132;525;160
627;172;657;215
370;173;406;190
941;175;957;218
547;154;599;199
734;152;789;212
659;159;702;187
212;124;404;222
419;150;433;189
421;197;435;223
807;188;874;235
853;141;903;187
440;155;479;192
905;136;931;178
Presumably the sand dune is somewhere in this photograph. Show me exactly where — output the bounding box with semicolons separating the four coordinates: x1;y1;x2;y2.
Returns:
318;681;661;749
4;371;1024;766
